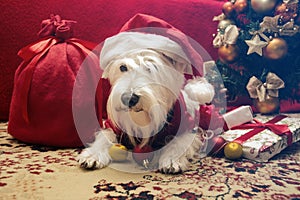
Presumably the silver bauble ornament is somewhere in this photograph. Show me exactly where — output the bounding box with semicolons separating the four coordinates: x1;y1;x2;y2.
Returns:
251;0;277;14
217;19;235;32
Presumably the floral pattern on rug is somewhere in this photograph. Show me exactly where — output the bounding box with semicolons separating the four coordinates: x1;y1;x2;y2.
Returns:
0;121;300;200
89;146;300;200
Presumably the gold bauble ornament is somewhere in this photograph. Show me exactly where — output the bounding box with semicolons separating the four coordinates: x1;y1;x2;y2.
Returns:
253;97;280;114
108;144;128;161
218;44;240;64
224;142;243;160
217;19;235;31
222;2;236;18
263;38;288;60
251;0;277;14
234;0;248;13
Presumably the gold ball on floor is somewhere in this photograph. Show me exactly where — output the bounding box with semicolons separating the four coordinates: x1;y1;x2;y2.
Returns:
109;144;128;161
224;142;243;160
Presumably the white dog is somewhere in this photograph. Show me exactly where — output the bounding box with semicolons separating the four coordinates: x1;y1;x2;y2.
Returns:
77;32;214;174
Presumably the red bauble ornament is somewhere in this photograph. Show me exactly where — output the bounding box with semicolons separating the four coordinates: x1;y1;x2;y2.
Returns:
208;136;227;156
275;2;298;24
132;145;154;166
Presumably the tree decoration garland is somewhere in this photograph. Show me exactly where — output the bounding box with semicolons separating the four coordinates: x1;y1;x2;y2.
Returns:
213;0;300;102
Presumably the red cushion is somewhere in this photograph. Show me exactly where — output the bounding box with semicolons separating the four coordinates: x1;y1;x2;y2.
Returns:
0;0;223;120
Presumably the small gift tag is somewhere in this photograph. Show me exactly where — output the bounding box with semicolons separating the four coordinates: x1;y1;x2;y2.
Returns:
223;106;254;129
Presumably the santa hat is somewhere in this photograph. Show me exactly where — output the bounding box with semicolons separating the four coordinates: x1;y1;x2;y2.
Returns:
100;13;206;77
96;13;212;127
100;32;194;74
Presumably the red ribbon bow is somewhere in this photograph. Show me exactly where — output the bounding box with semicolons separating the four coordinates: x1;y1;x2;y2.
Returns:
231;115;293;146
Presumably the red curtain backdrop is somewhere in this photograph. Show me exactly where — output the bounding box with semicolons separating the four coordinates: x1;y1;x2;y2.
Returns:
0;0;224;120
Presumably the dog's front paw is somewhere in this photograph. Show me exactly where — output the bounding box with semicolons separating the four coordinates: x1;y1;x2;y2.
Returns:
77;149;111;170
158;157;188;174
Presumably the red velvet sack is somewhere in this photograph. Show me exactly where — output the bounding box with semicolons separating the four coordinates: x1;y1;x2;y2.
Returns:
8;15;99;147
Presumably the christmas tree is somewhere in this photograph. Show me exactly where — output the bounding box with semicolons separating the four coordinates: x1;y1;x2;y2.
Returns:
212;0;300;109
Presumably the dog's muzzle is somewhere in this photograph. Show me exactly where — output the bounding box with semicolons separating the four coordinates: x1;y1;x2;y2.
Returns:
121;92;140;108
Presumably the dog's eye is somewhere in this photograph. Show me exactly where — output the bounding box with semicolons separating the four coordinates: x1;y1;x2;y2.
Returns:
119;65;128;72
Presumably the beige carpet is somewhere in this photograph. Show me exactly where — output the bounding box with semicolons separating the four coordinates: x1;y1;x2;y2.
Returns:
0;119;300;200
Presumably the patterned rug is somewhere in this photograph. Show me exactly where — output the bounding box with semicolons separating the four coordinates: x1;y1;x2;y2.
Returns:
0;121;300;200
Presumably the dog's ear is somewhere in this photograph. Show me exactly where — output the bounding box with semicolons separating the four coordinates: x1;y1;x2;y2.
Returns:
101;61;114;79
157;51;193;75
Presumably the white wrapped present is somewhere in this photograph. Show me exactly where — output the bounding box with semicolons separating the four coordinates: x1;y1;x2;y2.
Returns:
221;114;300;162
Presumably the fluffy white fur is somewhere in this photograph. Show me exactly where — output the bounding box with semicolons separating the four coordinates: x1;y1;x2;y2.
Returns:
77;49;214;173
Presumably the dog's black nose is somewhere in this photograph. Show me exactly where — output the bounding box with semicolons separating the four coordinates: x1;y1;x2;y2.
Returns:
121;92;140;108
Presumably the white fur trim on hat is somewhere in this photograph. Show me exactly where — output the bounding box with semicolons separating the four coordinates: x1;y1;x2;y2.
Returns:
100;32;190;70
184;77;215;105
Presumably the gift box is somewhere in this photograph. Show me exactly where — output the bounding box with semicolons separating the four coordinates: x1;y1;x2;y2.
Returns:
221;114;300;162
